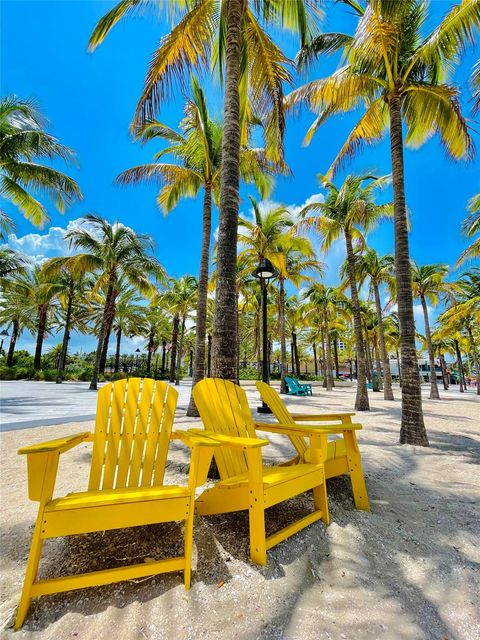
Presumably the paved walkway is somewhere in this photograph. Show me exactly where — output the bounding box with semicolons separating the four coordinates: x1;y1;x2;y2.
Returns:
0;380;194;431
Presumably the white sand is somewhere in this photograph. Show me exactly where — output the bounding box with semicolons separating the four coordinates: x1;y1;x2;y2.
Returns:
1;385;479;640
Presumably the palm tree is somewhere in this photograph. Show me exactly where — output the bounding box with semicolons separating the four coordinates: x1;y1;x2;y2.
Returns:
89;1;317;382
290;0;478;443
0;246;29;278
43;257;93;383
65;214;165;390
0;95;82;227
0;285;36;366
457;193;480;266
300;174;393;410
118;79;277;415
110;287;146;374
355;248;395;400
411;262;450;400
140;306;172;376
160;276;198;385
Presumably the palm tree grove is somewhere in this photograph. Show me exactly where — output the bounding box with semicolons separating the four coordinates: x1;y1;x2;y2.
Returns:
1;1;479;637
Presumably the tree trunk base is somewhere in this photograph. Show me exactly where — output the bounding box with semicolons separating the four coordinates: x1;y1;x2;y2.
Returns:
186;395;200;418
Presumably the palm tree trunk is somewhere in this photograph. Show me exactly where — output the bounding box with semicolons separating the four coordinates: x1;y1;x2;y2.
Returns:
396;347;402;387
175;315;186;386
324;316;333;391
373;331;382;392
114;328;122;373
439;353;449;390
161;340;166;373
279;279;288;393
207;334;212;377
454;339;465;392
313;342;318;376
99;298;116;374
90;275;115;390
56;287;74;384
6;320;19;367
344;229;369;410
373;283;394;400
146;332;154;375
363;324;373;384
333;339;339;380
320;328;327;387
187;184;212;416
420;294;440;399
169;313;180;383
389;94;428;444
465;324;480;395
293;331;301;378
290;341;294;375
34;304;48;370
211;0;245;381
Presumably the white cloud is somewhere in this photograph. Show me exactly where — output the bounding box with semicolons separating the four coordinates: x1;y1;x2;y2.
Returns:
287;192;324;220
6;217;134;265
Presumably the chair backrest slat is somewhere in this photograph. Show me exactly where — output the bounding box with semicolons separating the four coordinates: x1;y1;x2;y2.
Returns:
88;378;178;491
193;379;256;479
256;381;308;458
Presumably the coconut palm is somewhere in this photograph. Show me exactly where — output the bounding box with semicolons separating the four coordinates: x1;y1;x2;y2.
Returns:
160;276;198;385
140;306;172;376
290;0;478;442
457;193;480;266
110;287;146;374
0;95;82;227
0;286;36;366
43;257;93;383
471;58;480;112
0;246;29;278
118;79;278;415
89;1;318;382
355;248;395;400
65;214;165;389
411;262;450;399
300;173;393;410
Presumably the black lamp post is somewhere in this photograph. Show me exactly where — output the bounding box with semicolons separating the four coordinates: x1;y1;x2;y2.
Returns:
253;258;277;413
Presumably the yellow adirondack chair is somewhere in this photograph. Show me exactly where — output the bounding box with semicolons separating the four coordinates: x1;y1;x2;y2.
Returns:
191;378;332;566
15;378;218;629
256;381;370;511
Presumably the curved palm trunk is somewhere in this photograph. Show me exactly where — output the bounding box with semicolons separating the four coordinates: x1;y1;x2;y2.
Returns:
90;275;115;390
279;280;288;393
373;283;394;400
175;315;186;386
439;353;449;390
34;304;48;370
211;0;245;381
454;339;465;392
389;95;428;444
313;342;318;376
363;324;373;384
344;230;369;410
465;324;480;395
6;319;19;367
420;294;440;399
99;298;116;374
324;316;333;391
56;286;74;384
169;314;180;383
373;332;382;392
187;184;212;416
114;328;122;373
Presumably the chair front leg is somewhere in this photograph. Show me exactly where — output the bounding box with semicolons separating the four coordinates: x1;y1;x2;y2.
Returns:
309;433;330;526
344;431;370;512
245;448;267;566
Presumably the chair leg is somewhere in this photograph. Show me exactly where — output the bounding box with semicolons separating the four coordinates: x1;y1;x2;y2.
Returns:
15;513;45;629
248;502;267;566
344;432;370;512
183;499;195;590
313;477;330;526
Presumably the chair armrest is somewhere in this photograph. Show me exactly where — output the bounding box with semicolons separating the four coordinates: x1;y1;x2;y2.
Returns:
290;413;355;422
254;421;362;437
18;432;91;456
187;428;269;449
172;430;222;448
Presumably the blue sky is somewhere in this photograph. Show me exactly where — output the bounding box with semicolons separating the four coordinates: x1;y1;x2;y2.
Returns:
1;0;479;354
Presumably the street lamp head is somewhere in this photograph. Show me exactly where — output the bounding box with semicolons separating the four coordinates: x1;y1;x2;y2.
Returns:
253;257;277;281
135;348;141;353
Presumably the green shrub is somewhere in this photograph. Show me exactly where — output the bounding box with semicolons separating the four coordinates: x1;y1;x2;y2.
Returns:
43;369;58;382
79;367;93;382
112;372;127;381
32;370;45;381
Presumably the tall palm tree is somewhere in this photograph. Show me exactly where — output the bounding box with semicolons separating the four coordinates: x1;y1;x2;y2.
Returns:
89;0;317;382
118;79;277;415
355;248;395;400
300;174;393;410
0;96;82;227
290;0;478;443
43;257;93;383
110;287;146;374
0;285;36;366
411;262;450;400
65;214;165;389
457;193;480;266
160;276;198;385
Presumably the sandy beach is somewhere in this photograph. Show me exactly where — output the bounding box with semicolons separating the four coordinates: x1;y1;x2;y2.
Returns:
1;384;479;640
